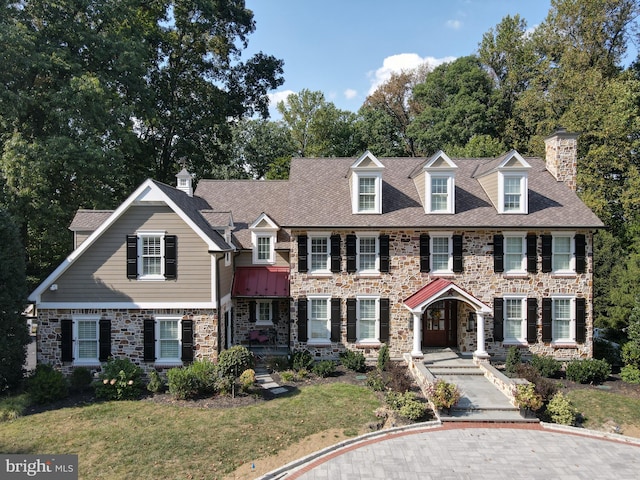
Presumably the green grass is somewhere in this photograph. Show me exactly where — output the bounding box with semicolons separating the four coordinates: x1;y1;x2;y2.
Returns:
0;393;31;421
0;384;380;479
567;389;640;431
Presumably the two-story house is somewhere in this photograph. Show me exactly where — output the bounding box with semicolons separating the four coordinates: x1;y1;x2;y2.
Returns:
29;129;603;374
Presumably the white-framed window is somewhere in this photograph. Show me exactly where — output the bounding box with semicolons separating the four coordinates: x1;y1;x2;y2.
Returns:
553;297;575;343
309;234;330;274
308;296;331;343
251;233;275;264
504;234;526;274
352;172;382;214
504;297;526;342
156;316;182;364
357;296;379;342
73;316;99;364
553;234;575;273
224;230;232;266
357;234;379;273
431;234;452;274
256;300;273;326
139;232;164;279
427;174;455;213
499;173;528;213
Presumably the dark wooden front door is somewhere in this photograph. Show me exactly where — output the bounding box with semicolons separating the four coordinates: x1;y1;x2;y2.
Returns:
423;300;458;348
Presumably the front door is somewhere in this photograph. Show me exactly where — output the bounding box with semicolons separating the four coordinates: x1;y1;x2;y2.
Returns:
423;300;458;347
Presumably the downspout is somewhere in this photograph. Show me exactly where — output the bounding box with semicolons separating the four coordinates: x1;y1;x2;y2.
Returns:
215;252;224;356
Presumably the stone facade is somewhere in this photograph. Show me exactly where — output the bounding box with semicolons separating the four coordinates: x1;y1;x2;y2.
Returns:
545;129;579;191
233;298;290;347
37;308;219;375
289;229;593;361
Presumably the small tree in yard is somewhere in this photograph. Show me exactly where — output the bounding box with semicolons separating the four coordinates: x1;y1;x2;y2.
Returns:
621;298;640;383
0;210;30;393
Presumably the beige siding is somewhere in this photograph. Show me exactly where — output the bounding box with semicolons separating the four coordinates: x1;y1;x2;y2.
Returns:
235;250;289;267
42;206;213;303
218;261;234;296
74;231;92;249
477;172;499;210
413;171;426;208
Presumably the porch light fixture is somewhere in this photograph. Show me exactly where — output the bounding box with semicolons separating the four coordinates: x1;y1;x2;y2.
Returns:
467;312;476;332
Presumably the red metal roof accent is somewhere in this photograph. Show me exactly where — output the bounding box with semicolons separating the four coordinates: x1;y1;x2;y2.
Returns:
232;266;290;298
404;278;453;309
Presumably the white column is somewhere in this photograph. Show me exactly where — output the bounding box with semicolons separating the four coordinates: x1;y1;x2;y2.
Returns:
411;312;423;357
474;312;489;359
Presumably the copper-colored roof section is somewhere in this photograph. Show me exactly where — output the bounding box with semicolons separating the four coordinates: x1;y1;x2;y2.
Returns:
404;278;453;309
232;266;290;298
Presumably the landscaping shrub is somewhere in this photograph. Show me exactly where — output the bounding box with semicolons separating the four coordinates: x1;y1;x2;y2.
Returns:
366;370;387;391
26;364;68;404
167;367;197;400
339;350;367;372
620;365;640;384
0;393;30;422
377;344;390;371
218;346;254;378
505;346;522;377
266;355;289;372
514;363;558;402
69;367;93;392
279;370;295;382
95;357;144;400
425;379;461;410
565;358;611;384
146;370;165;394
529;355;562;378
290;350;314;371
187;359;218;395
546;392;578;425
512;383;543;411
312;360;336;378
621;342;640;369
385;391;427;421
238;369;256;393
386;362;414;393
594;338;621;367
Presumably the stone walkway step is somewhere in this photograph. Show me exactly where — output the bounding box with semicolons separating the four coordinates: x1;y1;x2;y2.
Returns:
254;367;288;396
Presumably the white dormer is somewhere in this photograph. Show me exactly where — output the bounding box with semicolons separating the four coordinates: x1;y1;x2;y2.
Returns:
176;168;193;197
423;151;457;214
474;150;531;214
250;213;279;264
350;151;384;214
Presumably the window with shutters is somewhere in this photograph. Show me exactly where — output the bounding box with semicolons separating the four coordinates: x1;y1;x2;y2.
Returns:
552;297;574;342
504;234;526;274
309;234;331;274
308;296;331;343
139;232;164;279
255;300;273;326
552;234;574;274
357;296;379;342
74;317;99;364
504;297;526;343
156;317;182;364
357;234;379;274
431;234;452;274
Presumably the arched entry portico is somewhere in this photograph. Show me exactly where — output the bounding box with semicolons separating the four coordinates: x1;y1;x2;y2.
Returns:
404;278;491;361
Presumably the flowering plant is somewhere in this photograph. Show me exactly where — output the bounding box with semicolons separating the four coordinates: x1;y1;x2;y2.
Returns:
425;379;461;409
94;357;144;400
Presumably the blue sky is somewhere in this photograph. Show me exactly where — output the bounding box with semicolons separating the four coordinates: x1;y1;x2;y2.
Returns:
243;0;553;116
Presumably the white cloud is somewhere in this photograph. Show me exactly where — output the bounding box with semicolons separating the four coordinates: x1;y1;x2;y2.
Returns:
367;54;456;95
446;19;462;30
344;89;358;100
268;90;296;108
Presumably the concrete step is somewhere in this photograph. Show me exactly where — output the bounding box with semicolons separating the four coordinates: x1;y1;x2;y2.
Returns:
429;367;485;376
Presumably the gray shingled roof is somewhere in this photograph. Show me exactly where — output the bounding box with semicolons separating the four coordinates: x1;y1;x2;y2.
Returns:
69;210;114;231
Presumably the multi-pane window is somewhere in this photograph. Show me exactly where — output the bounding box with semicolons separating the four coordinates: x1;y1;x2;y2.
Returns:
432;236;451;272
553;236;572;272
309;298;330;341
358;236;378;272
553;298;573;341
77;319;98;361
158;319;180;360
141;235;162;276
505;236;525;272
358;177;376;212
503;176;522;212
430;177;449;212
505;298;524;341
257;236;271;261
256;301;272;325
358;298;378;341
310;236;329;272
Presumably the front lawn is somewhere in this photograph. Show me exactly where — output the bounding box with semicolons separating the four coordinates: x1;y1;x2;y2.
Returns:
0;383;381;480
567;388;640;437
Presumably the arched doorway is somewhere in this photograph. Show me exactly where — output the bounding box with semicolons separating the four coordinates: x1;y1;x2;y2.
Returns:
423;300;458;347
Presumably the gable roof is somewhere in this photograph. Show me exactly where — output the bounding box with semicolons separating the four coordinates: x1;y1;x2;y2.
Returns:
69;210;114;231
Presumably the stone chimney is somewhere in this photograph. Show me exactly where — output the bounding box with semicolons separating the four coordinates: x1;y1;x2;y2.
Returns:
544;128;578;191
176;168;193;197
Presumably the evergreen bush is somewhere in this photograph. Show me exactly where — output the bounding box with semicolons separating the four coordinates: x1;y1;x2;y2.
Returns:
505;346;522;377
546;392;578;425
565;358;611;384
290;350;314;371
167;367;197;400
529;354;562;378
377;344;390;371
26;364;68;404
218;346;254;378
69;367;93;392
339;350;367;372
146;370;165;394
312;360;336;378
620;364;640;384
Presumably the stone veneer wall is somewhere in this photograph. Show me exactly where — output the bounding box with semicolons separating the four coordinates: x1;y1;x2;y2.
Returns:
289;229;593;361
545;131;578;191
234;298;289;346
37;308;219;375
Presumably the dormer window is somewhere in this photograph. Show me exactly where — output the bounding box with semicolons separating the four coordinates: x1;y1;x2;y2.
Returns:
418;151;457;214
500;173;527;213
474;150;530;214
250;213;279;265
350;151;384;214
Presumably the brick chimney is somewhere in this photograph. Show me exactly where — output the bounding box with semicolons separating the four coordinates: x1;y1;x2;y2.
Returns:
544;128;578;191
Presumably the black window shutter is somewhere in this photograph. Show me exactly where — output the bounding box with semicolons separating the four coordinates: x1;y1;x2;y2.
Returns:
331;298;341;342
126;235;138;279
61;319;73;362
452;234;463;273
346;298;357;342
526;298;538;343
249;301;256;323
542;298;552;342
346;234;357;273
493;235;504;273
164;235;177;279
541;235;552;273
298;235;308;272
575;234;586;274
297;299;308;342
379;235;390;273
379;298;390;342
576;297;586;343
181;319;194;362
143;318;155;362
272;300;280;324
330;234;341;272
526;234;537;273
99;319;111;361
493;298;504;342
420;234;430;272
